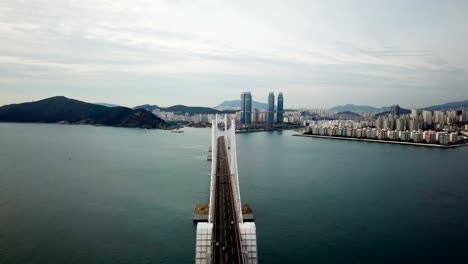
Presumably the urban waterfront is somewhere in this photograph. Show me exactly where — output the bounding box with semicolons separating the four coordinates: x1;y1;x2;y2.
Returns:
1;123;468;263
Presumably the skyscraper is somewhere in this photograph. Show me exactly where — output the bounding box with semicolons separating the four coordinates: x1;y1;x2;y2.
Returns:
277;92;284;124
240;92;245;124
390;104;400;117
268;92;275;125
240;92;252;125
244;92;252;125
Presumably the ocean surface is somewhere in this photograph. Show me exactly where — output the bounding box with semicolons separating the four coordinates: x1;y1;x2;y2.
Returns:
1;123;468;264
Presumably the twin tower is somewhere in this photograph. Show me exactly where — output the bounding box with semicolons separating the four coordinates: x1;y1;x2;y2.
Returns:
240;92;284;125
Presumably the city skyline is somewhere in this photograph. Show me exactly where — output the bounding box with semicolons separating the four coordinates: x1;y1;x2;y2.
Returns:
1;1;468;108
0;93;467;112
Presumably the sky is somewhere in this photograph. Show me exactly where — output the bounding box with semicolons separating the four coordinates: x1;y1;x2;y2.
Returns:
1;0;467;109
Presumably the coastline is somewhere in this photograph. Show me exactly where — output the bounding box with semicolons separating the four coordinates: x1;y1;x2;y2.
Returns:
0;121;168;130
293;133;468;149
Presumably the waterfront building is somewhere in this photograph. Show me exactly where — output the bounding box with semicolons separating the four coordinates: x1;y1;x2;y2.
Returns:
411;131;423;143
337;127;345;136
277;92;284;124
240;92;245;124
268;92;275;125
438;132;450;145
423;131;436;143
387;130;399;141
258;111;267;123
377;129;387;140
366;128;377;139
235;111;241;123
252;108;259;123
245;92;252;125
356;128;363;138
399;130;411;141
240;92;252;125
319;127;327;135
449;133;458;144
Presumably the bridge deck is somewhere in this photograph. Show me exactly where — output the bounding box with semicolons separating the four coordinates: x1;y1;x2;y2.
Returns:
212;136;244;264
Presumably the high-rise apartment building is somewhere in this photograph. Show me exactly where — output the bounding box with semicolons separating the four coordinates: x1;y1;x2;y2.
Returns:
268;92;275;125
422;110;433;126
411;108;421;119
277;92;284;124
252;108;259;123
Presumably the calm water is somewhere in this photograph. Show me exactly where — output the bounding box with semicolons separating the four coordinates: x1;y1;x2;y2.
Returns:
1;123;468;263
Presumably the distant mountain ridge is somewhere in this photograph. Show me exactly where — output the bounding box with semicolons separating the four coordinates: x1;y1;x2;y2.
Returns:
329;104;383;114
420;99;468;111
95;102;120;108
134;104;236;116
334;111;363;119
134;104;160;112
164;105;223;115
330;99;468;114
0;96;167;129
374;108;412;117
214;100;268;111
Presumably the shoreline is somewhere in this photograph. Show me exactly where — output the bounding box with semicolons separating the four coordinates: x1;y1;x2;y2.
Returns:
293;133;468;149
236;129;294;134
0;121;168;130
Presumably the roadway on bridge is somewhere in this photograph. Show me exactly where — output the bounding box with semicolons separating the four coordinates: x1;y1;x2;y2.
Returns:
212;136;244;264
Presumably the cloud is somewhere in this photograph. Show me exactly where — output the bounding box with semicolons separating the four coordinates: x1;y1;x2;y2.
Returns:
0;0;467;108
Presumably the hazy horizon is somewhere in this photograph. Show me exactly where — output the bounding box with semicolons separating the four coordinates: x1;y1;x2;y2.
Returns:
2;94;467;111
1;0;467;108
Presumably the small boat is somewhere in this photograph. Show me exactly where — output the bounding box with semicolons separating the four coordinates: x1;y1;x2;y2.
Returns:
171;129;184;133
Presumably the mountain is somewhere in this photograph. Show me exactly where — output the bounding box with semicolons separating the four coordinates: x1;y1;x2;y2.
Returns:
331;99;468;115
420;100;468;111
334;111;363;119
329;104;381;114
134;104;160;112
134;104;236;116
374;108;411;117
164;105;222;115
0;96;167;129
214;100;268;111
94;102;120;107
330;104;411;114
